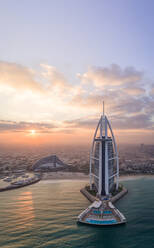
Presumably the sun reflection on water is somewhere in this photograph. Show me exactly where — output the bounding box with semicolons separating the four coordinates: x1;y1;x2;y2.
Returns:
15;191;35;227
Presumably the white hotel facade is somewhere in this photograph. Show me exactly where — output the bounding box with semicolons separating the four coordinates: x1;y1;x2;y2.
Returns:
89;104;119;198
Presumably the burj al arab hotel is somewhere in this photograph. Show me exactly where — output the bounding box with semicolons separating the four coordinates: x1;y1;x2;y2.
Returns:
78;104;126;226
89;103;119;198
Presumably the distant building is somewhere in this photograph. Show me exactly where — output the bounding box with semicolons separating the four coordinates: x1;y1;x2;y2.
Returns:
140;143;145;152
32;155;67;172
89;103;119;198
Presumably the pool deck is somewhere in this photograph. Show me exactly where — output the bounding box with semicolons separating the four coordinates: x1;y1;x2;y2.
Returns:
78;200;126;226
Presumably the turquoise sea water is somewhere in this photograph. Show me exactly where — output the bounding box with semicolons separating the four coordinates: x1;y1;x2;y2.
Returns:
0;178;154;248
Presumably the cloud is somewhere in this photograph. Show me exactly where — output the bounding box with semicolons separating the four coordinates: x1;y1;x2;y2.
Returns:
40;64;73;94
110;113;153;129
0;61;44;92
64;117;98;129
0;120;56;133
64;112;154;130
122;87;145;96
77;64;143;87
71;88;146;116
68;64;154;131
0;61;154;136
71;94;103;108
0;61;73;97
73;64;153;119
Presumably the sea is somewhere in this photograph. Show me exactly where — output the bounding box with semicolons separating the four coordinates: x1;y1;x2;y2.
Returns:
0;177;154;248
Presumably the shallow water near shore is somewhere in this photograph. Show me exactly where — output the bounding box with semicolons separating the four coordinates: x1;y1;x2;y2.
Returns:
0;177;154;248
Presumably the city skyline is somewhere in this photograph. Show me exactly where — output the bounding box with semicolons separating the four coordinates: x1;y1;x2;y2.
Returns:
0;0;154;145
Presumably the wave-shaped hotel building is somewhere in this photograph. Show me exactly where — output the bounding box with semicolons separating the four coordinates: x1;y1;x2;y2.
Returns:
89;103;119;198
78;104;127;226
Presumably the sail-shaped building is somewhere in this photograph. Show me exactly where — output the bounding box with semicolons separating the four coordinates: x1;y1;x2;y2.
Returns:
89;103;119;198
78;104;126;226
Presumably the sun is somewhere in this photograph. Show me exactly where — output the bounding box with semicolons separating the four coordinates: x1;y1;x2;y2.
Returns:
30;129;36;135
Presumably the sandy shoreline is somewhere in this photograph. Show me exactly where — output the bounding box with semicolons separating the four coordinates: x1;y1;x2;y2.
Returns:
42;172;89;180
41;172;154;181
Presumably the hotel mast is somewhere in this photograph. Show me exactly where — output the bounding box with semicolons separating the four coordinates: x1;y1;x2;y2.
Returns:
89;102;119;198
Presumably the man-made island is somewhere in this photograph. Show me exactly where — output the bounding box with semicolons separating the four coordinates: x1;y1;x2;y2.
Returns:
78;182;128;226
78;107;128;226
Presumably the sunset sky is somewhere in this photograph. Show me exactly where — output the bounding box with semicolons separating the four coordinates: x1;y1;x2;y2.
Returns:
0;0;154;145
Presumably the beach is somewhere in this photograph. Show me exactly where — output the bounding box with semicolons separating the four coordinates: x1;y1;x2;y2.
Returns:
41;171;89;180
41;171;154;181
